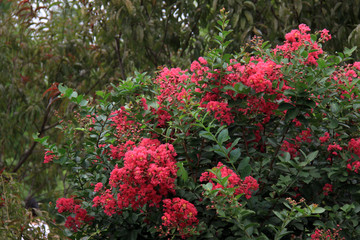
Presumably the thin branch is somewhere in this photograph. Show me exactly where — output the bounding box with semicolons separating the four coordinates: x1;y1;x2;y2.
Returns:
12;101;53;173
114;34;126;80
180;9;201;57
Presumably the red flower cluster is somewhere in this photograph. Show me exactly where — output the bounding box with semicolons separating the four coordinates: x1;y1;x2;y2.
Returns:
319;29;332;42
93;138;178;214
276;24;326;65
347;161;360;173
327;143;342;156
200;162;259;199
109;140;135;160
56;198;94;232
319;132;330;143
92;189;117;216
160;198;198;239
94;182;103;192
323;183;333;196
311;226;344;240
206;101;234;125
155;67;190;106
44;150;55;163
110;107;141;141
348;138;360;158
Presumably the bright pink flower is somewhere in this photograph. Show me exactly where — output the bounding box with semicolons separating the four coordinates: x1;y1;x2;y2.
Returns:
311;226;344;240
140;98;148;110
56;198;75;213
347;161;360;173
348;138;360;158
200;162;258;199
206;101;234;125
44;150;55;163
327;143;342;155
198;57;207;65
319;132;330;143
319;29;331;41
161;198;198;239
95;139;178;215
94;182;103;192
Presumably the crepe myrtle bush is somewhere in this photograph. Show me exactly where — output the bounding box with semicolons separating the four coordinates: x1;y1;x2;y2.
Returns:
36;10;360;239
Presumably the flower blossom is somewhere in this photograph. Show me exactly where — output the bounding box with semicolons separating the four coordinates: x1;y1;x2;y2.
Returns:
160;198;198;239
200;162;258;199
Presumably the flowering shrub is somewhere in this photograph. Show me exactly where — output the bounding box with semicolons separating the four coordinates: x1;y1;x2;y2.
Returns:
37;10;360;239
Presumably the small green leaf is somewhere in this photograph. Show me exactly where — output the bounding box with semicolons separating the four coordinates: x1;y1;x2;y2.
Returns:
96;91;104;98
229;148;241;163
329;119;338;129
312;207;325;214
285;108;299;122
278;102;295;111
199;131;215;141
217;128;230;144
306;150;319;162
176;162;188;183
58;83;67;93
344;46;357;57
273;210;284;221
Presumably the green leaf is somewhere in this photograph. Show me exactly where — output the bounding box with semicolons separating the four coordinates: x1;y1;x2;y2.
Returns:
96;91;104;98
229;148;241;163
199;131;215;141
58;83;67;94
312;207;325;214
237;157;252;176
203;182;213;191
33;135;49;144
79;99;88;107
285;108;299;122
217;128;230;144
329;119;339;129
344;46;357;57
306;150;319;162
64;88;74;98
278;102;295;111
273;210;284;221
176;162;188;183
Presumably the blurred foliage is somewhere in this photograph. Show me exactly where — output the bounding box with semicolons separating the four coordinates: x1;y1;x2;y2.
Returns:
0;170;65;239
1;0;360;203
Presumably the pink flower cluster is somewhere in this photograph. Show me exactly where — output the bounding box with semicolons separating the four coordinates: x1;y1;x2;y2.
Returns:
311;226;344;240
348;138;360;158
347;161;360;173
56;198;94;232
44;150;55;163
160;198;198;239
319;132;330;143
110;107;141;141
327;143;342;156
276;24;326;65
109;140;135;160
206;101;234;125
93;138;178;215
200;162;259;199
